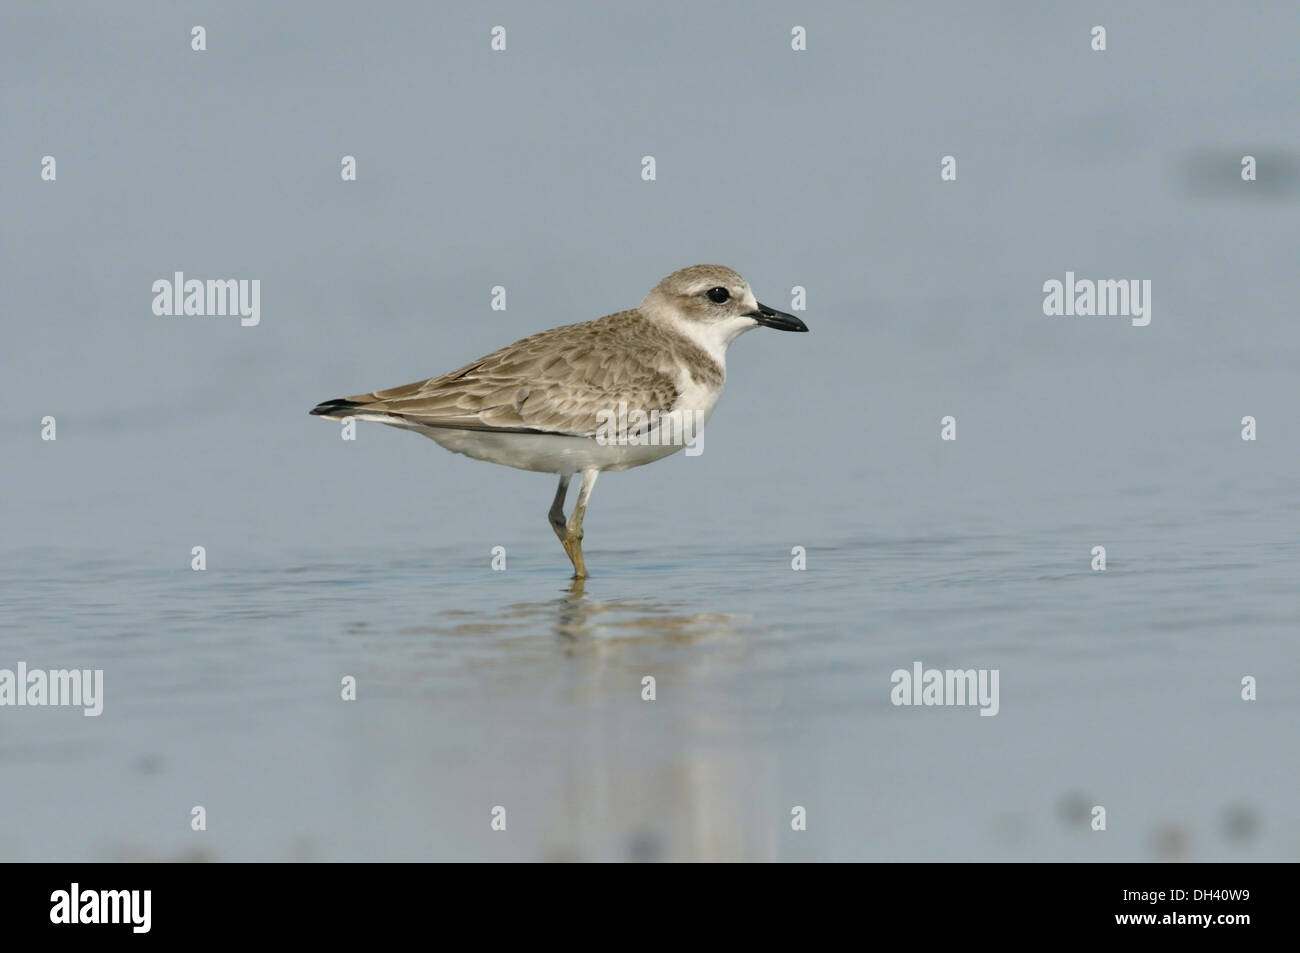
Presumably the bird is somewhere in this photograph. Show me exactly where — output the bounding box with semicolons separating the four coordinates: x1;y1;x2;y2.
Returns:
310;264;809;577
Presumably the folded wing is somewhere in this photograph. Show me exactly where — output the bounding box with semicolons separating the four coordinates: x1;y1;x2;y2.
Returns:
309;312;682;437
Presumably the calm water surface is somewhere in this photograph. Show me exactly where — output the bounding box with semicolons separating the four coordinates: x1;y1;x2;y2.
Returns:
3;480;1294;861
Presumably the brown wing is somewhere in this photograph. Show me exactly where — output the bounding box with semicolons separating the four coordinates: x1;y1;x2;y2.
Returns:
310;311;682;437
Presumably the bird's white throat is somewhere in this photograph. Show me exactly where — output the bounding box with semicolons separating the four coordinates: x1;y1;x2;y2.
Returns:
650;308;759;372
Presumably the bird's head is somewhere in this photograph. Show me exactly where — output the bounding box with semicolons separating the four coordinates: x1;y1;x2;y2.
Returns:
640;264;808;351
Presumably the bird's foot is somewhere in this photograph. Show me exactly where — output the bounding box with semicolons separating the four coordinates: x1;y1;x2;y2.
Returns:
562;527;587;578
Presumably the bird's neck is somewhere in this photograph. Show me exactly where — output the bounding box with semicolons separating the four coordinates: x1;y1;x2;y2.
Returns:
642;307;753;379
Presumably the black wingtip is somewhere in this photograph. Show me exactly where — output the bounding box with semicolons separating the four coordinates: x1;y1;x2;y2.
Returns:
309;399;360;417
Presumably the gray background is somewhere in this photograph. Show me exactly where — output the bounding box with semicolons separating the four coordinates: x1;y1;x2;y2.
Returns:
2;1;1296;861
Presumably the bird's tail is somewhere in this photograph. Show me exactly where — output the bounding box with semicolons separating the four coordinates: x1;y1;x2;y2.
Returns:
308;398;364;419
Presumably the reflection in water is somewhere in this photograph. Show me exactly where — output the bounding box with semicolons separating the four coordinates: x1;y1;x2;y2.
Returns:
548;575;750;644
11;538;1290;861
417;579;770;860
545;581;770;860
411;578;753;650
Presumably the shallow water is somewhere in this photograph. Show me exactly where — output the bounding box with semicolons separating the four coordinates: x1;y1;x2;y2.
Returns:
3;485;1295;861
3;0;1299;861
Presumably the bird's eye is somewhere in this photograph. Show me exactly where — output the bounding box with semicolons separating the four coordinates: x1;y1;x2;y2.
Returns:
706;287;730;303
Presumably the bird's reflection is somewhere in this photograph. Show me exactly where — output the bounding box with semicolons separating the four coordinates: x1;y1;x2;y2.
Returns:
537;579;770;861
553;575;589;637
490;576;751;647
378;577;768;860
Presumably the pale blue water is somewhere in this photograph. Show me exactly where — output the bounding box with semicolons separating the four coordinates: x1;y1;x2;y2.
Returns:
3;473;1296;860
3;0;1298;861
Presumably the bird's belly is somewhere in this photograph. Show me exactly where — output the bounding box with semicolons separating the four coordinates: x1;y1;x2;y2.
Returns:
419;427;684;474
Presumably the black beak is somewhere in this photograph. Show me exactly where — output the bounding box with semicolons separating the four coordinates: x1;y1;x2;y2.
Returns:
744;302;809;332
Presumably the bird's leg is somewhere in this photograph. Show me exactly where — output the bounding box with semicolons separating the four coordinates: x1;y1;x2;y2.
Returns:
561;468;599;578
548;474;571;546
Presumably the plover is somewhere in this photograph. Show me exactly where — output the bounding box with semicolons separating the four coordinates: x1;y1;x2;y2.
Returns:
310;264;808;576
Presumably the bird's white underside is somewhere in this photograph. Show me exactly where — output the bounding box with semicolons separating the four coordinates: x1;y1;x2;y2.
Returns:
423;424;686;473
